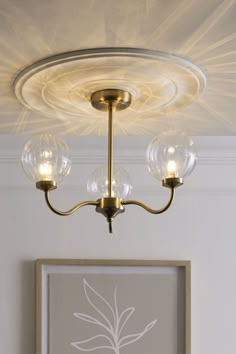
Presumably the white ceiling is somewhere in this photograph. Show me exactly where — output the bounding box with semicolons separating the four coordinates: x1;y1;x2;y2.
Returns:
0;0;236;135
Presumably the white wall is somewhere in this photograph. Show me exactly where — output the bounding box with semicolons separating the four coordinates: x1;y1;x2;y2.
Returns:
0;136;236;354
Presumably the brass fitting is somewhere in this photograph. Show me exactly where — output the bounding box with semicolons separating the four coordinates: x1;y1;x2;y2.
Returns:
36;180;57;192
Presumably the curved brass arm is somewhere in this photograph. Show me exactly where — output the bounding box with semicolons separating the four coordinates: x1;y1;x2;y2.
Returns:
44;191;99;216
122;187;175;214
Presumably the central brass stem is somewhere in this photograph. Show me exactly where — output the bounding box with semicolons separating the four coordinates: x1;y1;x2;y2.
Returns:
108;101;113;198
90;89;132;232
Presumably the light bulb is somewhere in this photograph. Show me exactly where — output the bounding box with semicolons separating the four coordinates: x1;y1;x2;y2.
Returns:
38;162;53;181
146;131;197;181
21;134;71;184
167;160;177;178
87;165;132;199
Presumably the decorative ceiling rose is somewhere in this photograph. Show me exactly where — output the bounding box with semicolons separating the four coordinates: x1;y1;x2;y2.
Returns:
14;47;206;135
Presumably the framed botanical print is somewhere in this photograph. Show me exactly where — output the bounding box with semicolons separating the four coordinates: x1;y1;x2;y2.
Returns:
36;259;191;354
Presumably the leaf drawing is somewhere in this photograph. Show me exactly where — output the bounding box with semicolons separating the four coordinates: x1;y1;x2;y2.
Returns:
71;279;157;354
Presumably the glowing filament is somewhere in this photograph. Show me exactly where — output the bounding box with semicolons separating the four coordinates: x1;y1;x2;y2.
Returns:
167;160;177;178
104;179;116;197
39;163;52;180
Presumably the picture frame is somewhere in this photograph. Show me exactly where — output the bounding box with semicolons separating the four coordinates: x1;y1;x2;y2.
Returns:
36;259;191;354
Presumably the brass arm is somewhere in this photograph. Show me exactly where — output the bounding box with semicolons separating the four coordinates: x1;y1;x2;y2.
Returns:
122;187;175;214
44;191;99;216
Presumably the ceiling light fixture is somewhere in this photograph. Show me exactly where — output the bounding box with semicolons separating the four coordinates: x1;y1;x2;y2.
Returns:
17;48;202;233
21;89;196;233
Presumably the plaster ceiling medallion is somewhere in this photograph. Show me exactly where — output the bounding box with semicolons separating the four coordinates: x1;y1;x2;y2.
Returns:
14;48;206;135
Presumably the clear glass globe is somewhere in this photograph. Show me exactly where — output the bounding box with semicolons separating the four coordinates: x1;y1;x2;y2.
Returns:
146;131;197;180
87;165;132;199
21;134;71;183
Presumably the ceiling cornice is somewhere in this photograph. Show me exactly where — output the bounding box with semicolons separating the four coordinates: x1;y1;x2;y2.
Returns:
0;136;235;166
0;136;234;195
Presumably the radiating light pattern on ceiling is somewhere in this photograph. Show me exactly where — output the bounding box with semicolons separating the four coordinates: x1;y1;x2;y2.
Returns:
0;0;235;135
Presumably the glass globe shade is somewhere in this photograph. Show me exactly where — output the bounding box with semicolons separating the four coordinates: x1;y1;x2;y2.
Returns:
146;131;197;180
21;134;71;183
87;165;132;199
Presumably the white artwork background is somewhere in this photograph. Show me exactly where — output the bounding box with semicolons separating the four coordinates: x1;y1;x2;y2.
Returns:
48;271;184;354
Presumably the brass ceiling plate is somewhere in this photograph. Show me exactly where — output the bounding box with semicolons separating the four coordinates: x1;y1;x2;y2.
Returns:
91;89;132;112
